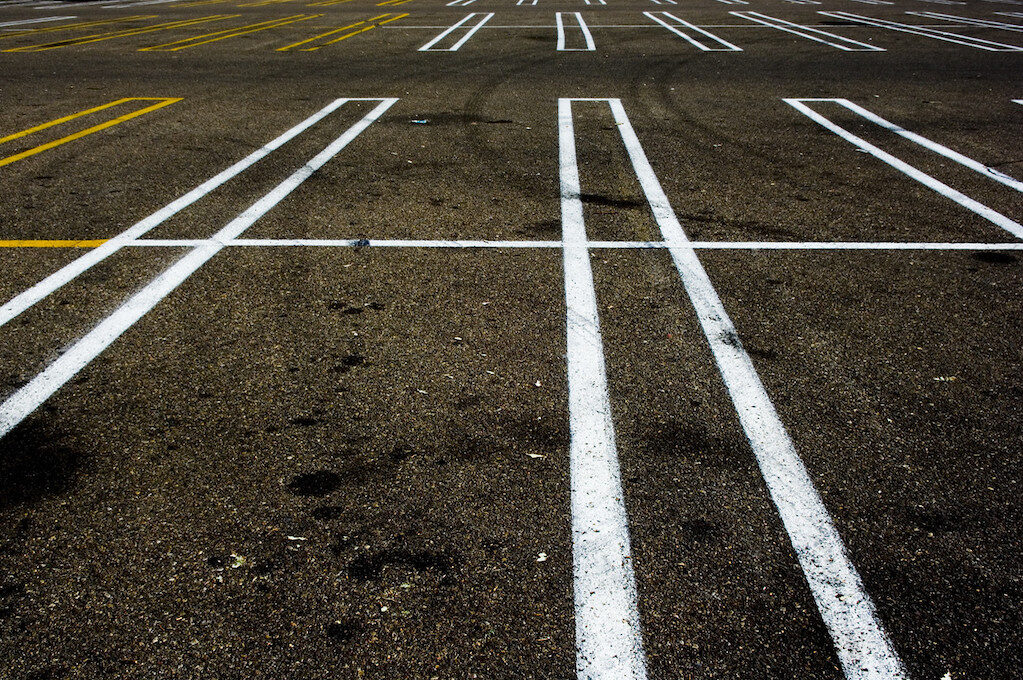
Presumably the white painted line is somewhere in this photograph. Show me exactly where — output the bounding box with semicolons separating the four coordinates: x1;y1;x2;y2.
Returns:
598;96;908;680
516;0;539;5
588;240;1023;250
0;100;359;330
102;0;180;8
915;0;965;5
0;15;75;27
556;11;595;50
783;0;821;4
825;98;1023;192
446;0;477;6
419;12;493;50
1014;98;1023;105
558;98;648;680
122;238;1023;251
228;238;564;247
786;98;1023;239
713;0;749;5
731;11;886;50
645;11;743;50
819;10;1023;49
849;0;894;5
0;99;396;441
907;10;1023;31
583;0;606;5
997;10;1023;16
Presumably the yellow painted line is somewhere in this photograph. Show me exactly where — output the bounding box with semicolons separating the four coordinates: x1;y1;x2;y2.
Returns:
0;15;155;41
0;97;136;146
0;240;107;248
0;98;180;168
307;0;354;6
292;11;404;49
141;14;318;51
237;0;295;6
3;15;236;52
376;0;409;6
276;13;387;50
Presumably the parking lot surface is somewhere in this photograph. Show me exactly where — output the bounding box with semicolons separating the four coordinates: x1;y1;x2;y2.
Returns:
0;0;1021;677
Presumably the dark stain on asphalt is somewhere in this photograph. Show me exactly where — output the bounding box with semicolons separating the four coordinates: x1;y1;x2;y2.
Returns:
0;424;89;509
640;421;748;470
973;252;1017;265
339;355;366;370
908;507;963;534
287;470;343;497
312;506;345;521
345;549;457;583
288;415;321;427
678;518;719;541
325;617;365;643
580;193;646;210
388;444;418;462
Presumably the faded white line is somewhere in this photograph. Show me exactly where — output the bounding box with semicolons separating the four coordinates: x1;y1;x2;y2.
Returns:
559;98;647;680
0;99;357;330
820;10;1023;49
645;11;743;50
0;15;75;27
732;11;885;50
786;98;1023;239
0;99;396;440
907;10;1023;31
600;96;908;680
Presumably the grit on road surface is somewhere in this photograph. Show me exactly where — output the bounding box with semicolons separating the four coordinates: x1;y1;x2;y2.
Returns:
0;0;1020;678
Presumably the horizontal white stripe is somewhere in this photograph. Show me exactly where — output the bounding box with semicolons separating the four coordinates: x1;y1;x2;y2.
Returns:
114;238;1023;251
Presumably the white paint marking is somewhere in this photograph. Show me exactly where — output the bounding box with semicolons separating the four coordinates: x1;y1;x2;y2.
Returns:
102;0;180;8
819;10;1023;49
558;98;647;680
0;99;365;330
0;15;75;27
907;10;1023;31
419;12;493;50
0;100;396;441
786;98;1023;239
601;97;908;680
127;237;1023;250
783;0;821;5
914;0;965;5
645;11;743;50
731;11;886;50
1013;98;1023;105
826;98;1023;192
556;11;595;50
712;0;749;5
849;0;894;5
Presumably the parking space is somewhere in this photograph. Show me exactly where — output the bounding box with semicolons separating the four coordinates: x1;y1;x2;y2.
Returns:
1;0;1021;678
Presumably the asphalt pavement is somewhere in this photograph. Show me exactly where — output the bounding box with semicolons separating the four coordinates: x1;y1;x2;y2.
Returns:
0;0;1021;678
